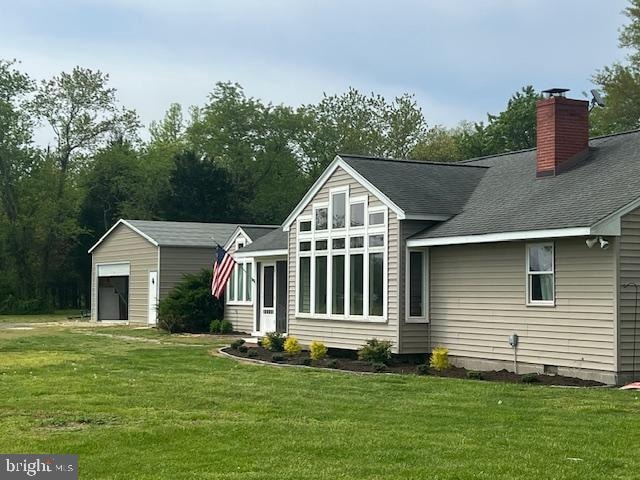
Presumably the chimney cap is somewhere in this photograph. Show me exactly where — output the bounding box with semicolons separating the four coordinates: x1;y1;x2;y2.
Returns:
542;88;570;98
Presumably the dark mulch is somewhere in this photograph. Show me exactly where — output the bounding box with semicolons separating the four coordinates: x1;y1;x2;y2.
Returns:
221;345;605;387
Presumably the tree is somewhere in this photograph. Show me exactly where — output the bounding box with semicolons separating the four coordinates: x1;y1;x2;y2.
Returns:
159;150;239;223
301;88;427;176
411;125;465;162
28;66;140;303
591;0;640;135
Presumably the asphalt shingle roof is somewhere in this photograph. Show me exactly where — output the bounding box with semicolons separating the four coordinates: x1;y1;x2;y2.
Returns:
126;220;238;248
238;227;288;253
238;225;279;241
410;130;640;240
340;154;487;217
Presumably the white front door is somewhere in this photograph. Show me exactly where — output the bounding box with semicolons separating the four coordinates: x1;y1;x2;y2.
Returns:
148;271;158;325
260;263;276;333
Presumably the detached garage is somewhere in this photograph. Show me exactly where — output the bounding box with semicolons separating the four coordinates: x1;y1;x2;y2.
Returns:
88;219;239;325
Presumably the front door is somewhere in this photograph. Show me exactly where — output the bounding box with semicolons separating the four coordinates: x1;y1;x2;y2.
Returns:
261;263;276;333
148;271;158;326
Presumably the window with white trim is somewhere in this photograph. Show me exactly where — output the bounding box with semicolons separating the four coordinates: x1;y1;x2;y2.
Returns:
406;249;428;322
526;243;554;305
227;238;253;304
296;186;388;321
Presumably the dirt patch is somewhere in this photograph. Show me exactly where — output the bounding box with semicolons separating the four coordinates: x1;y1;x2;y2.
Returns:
221;346;605;387
38;414;119;432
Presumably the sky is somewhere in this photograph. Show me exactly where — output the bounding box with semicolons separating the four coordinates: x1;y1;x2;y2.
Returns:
1;0;631;144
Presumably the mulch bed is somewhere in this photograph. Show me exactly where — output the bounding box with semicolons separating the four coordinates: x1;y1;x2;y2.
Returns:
221;345;605;387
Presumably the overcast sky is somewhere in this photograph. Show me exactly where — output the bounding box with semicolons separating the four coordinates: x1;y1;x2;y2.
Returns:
2;0;630;143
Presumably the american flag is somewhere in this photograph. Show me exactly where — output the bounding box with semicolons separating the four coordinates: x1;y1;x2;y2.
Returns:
211;245;236;299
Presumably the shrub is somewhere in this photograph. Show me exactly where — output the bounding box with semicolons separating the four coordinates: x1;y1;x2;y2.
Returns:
429;346;451;371
416;364;430;375
210;320;222;334
247;349;258;358
358;339;393;364
272;353;285;362
262;332;285;352
158;313;181;334
309;341;328;361
521;373;540;384
372;362;387;373
284;336;302;355
230;339;245;350
220;319;233;334
237;345;248;353
157;269;223;333
327;359;339;369
467;370;484;380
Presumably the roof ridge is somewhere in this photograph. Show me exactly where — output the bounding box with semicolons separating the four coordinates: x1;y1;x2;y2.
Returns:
461;128;640;164
339;153;488;169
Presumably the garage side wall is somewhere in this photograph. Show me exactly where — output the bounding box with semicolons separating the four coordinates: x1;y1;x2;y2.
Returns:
91;224;158;325
159;246;215;299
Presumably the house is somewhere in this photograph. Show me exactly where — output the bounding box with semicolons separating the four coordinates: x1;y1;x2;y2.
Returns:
88;219;275;325
228;90;640;385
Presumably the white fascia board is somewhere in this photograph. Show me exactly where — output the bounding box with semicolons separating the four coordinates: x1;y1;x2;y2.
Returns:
234;249;288;259
406;227;593;247
88;219;159;253
403;214;452;222
282;155;406;231
223;227;252;250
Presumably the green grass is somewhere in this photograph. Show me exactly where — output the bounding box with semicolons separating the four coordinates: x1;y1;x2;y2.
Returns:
0;310;82;324
0;326;639;479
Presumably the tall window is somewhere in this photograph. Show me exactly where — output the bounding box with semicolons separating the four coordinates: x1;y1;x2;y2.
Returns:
527;243;554;305
332;192;346;229
407;250;427;321
227;260;253;304
299;256;311;313
297;188;387;320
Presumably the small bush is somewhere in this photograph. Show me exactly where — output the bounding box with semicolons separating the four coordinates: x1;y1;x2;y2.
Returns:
358;338;393;364
416;364;430;375
521;373;540;384
372;362;387;373
301;358;312;366
247;349;258;358
327;359;339;369
272;353;285;362
209;319;222;334
467;370;483;380
429;346;451;371
309;341;328;361
262;332;285;352
157;269;223;333
158;313;181;333
230;339;245;349
237;345;248;353
284;336;302;355
220;319;233;334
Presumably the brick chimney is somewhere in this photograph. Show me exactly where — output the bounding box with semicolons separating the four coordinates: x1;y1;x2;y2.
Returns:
536;88;589;177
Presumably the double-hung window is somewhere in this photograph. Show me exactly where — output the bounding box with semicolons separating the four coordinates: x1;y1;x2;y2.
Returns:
526;243;555;305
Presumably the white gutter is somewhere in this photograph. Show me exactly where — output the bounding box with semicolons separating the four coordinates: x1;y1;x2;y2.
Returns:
406;227;594;247
234;249;288;259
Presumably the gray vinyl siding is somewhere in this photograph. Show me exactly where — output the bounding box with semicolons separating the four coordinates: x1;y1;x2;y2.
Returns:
224;232;254;333
91;223;158;325
430;238;617;372
397;220;434;353
619;208;640;374
159;246;215;299
287;166;400;351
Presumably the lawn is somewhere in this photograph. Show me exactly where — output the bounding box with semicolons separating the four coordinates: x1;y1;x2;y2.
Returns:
0;310;82;324
0;326;639;479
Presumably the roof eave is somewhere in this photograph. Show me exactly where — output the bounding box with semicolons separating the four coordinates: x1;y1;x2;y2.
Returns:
406;227;594;247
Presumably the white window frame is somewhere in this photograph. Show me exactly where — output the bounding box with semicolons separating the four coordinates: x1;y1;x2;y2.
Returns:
295;185;388;322
405;248;429;323
227;236;254;306
526;242;555;307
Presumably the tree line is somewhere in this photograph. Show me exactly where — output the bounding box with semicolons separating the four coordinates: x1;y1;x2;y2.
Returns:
2;0;640;313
